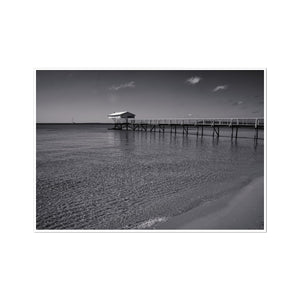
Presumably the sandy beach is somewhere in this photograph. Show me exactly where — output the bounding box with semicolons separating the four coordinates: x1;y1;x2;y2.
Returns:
157;176;264;230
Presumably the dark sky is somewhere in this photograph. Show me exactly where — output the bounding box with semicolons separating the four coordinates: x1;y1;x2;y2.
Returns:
36;70;264;123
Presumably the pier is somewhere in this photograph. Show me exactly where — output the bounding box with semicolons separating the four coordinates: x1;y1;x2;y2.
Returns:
111;118;264;139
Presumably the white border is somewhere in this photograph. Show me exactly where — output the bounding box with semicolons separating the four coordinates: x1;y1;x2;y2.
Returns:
34;68;266;233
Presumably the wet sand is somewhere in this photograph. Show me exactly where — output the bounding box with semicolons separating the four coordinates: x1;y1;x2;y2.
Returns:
157;176;264;230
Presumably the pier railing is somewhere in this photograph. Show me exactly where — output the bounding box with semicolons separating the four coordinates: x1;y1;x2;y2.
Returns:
115;118;264;127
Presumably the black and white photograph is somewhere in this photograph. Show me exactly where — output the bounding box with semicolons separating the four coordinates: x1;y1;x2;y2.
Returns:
3;1;300;299
36;70;264;230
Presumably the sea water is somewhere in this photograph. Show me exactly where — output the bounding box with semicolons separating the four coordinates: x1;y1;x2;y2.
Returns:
36;124;264;229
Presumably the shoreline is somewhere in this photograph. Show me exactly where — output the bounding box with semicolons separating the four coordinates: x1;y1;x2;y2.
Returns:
157;176;264;230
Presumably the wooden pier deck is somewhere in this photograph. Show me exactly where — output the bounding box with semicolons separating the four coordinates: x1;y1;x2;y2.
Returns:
112;118;264;139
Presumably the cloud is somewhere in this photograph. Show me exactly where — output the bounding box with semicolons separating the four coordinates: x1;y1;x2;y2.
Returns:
213;85;228;92
186;76;201;85
109;81;135;91
232;100;244;105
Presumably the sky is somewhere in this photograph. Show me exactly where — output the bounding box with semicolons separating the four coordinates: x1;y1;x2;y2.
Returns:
36;70;264;123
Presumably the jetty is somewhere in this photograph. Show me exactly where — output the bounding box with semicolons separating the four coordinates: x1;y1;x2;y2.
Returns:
111;118;264;139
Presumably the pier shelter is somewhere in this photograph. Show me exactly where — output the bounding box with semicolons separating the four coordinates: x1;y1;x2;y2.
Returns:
108;111;135;123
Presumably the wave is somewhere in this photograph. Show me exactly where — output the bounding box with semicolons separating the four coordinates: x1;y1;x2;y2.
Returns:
135;217;169;229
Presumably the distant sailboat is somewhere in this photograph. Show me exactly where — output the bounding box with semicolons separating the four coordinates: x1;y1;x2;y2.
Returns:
72;117;76;124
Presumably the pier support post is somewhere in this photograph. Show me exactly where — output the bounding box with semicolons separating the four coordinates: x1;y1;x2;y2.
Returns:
212;126;219;138
159;125;165;133
254;119;259;139
254;127;259;139
182;125;188;135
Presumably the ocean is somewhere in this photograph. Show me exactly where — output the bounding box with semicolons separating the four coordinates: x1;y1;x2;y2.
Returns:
36;124;264;229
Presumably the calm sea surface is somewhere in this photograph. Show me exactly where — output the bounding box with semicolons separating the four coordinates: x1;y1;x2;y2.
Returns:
36;124;264;229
